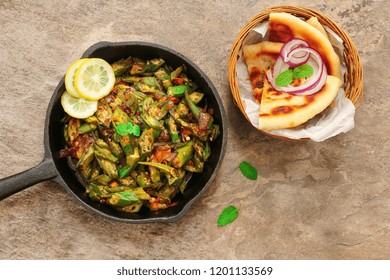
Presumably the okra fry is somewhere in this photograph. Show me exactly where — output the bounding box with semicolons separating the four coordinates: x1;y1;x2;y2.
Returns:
60;56;220;213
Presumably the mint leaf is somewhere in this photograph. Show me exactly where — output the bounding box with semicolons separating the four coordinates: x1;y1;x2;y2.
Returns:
130;124;141;137
275;69;294;87
239;161;258;180
115;122;141;136
118;191;139;202
293;64;314;79
116;123;130;136
217;205;238;227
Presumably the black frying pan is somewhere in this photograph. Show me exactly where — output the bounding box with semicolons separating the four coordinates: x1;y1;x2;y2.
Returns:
0;41;227;223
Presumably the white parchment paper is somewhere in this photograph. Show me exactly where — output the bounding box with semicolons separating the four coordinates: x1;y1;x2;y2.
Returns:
237;21;355;141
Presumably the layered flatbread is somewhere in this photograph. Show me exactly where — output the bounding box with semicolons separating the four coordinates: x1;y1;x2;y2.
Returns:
268;12;341;78
258;75;341;130
306;16;329;39
242;13;342;130
242;41;283;102
243;15;333;103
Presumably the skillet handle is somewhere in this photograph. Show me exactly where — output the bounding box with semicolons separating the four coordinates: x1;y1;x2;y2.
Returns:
0;157;58;200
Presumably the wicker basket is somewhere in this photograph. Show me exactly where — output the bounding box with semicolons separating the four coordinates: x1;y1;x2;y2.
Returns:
228;6;363;139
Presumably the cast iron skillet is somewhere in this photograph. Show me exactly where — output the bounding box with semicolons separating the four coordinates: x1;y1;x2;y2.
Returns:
0;41;227;223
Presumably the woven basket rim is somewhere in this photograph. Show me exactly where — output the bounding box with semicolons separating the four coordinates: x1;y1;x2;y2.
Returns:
228;5;364;140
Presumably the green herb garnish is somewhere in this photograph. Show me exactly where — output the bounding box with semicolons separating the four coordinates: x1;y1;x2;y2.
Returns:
239;161;258;180
293;64;314;79
116;122;141;137
117;191;139;202
217;205;239;227
275;64;314;87
275;69;294;87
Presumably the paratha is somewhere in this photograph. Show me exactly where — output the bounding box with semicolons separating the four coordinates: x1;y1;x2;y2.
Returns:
268;12;341;78
258;75;341;130
306;17;329;39
242;41;283;102
243;15;333;103
242;13;342;130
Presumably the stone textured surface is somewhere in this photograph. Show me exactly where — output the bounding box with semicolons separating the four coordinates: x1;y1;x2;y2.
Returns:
0;0;389;259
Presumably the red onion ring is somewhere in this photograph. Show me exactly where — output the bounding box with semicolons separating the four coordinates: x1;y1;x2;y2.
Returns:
280;38;310;67
267;45;328;96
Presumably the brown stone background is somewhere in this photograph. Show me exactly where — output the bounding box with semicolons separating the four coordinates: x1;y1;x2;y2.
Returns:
0;0;389;259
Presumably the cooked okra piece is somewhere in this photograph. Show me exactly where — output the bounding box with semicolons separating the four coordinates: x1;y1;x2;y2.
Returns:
166;116;180;143
170;65;183;79
164;167;185;187
171;140;194;169
68;118;81;142
76;145;95;169
176;102;189;118
146;58;165;72
94;143;118;163
136;171;152;188
142;58;165;73
105;186;126;193
118;202;143;213
188;123;209;141
210;124;220;142
203;141;211;161
63;125;70;142
95;156;118;179
192;152;204;173
118;165;131;179
112;107;130;126
137;161;178;178
109;191;139;207
119;177;137;188
91;174;111;185
125;146;140;171
138;128;154;157
184;91;214;130
149;163;161;183
119;134;134;155
156;184;178;202
107;139;124;160
154;68;172;89
192;138;205;159
78;123;97;134
167;85;191;97
132;187;151;200
90;159;101;179
188;91;204;105
148;99;169;120
96;102;113;127
111;56;133;77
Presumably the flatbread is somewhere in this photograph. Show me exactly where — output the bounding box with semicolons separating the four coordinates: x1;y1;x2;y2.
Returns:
242;14;342;130
243;16;336;103
258;75;341;130
269;12;341;78
306;17;329;39
242;41;283;102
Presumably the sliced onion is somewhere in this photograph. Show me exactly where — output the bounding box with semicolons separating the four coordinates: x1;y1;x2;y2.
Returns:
271;55;289;77
280;38;309;58
280;38;310;67
267;46;328;96
286;51;310;67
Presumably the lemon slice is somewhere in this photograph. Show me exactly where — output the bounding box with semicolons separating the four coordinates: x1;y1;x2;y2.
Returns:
61;91;98;119
64;58;88;98
74;58;115;101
